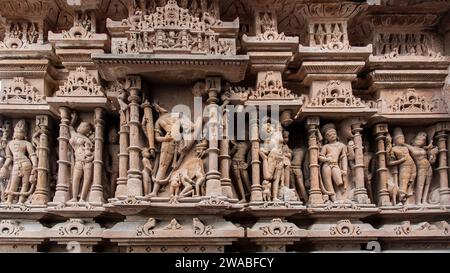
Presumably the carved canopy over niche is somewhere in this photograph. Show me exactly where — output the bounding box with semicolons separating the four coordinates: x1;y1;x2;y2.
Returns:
0;77;45;104
56;67;104;97
383;88;449;114
111;0;236;55
309;80;368;108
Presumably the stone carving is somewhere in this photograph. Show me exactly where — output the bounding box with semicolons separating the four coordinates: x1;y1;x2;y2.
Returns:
56;67;103;97
0;78;45;105
106;128;120;198
374;32;443;59
394;221;450;235
329;220;362;236
67;112;95;203
0;21;42;49
58;219;93;236
251;72;298;100
259;218;295;236
255;11;286;41
318;123;349;202
387;89;448;113
0;120;38;205
62;10;96;39
112;0;235;55
230;141;250;203
164;219;183;230
0;220;24;236
308;22;350;50
193;218;213;235
309;81;365;108
291;147;308;203
386;128;416;205
136;218;156;236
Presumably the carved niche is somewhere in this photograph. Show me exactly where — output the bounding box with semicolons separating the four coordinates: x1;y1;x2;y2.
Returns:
381;88;449;114
308;80;368;108
112;0;236;55
56;67;104;97
0;77;46;105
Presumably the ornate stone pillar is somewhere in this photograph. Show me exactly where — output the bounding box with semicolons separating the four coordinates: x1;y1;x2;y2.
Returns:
373;123;391;206
115;96;129;198
30;115;50;205
126;77;143;197
249;108;262;203
220;107;232;198
306;117;323;205
205;77;222;197
142;100;155;154
351;120;370;204
436;124;450;206
53;107;71;203
89;108;105;203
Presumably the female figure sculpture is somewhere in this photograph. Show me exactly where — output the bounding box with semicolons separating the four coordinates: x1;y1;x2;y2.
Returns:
68;112;95;202
405;132;438;205
387;127;416;204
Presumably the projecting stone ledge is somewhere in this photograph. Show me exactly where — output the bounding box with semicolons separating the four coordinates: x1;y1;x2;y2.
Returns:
92;53;249;84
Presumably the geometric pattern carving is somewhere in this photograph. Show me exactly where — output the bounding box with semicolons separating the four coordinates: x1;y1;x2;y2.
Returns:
56;67;103;97
0;77;45;104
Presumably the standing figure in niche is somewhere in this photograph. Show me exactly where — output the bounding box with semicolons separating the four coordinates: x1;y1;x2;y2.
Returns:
259;121;284;201
141;148;153;196
318;123;348;202
281;130;292;189
230;140;250;203
386;127;416;205
0;120;37;205
68;112;95;203
106;128;120;197
291;146;308;203
405;132;438;205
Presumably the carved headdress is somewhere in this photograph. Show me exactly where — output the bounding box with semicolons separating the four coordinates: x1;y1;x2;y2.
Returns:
14;119;27;135
393;127;404;140
321;123;336;136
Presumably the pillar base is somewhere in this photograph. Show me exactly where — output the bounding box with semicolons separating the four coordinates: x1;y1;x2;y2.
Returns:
53;187;69;204
308;189;324;206
439;187;450;206
354;188;370;204
89;185;105;204
378;189;392;207
126;175;143;197
30;190;49;205
250;184;263;202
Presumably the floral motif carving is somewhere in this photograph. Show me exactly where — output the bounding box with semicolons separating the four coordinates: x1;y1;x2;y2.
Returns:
56;67;104;97
193;218;213;235
259;218;295;236
0;77;45;104
164;219;183;230
136;218;156;236
0;220;24;236
58;219;93;236
329;220;362;236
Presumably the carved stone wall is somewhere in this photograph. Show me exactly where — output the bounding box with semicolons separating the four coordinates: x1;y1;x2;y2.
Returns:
0;0;449;253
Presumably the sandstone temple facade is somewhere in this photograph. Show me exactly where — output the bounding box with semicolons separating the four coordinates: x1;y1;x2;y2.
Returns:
0;0;449;252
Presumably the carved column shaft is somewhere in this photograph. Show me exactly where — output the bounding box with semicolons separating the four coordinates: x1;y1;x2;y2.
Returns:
306;117;323;205
351;122;370;204
142;101;155;153
89;108;105;203
31;115;50;205
374;124;391;207
115;109;129;198
436;130;450;205
205;78;222;197
126;82;143;197
250;109;262;203
53;107;71;203
220;108;232;198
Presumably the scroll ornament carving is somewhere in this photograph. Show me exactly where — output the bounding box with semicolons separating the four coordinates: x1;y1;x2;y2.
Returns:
58;219;93;236
329;220;362;236
1;77;46;104
193;218;213;235
309;80;365;108
112;0;235;55
259;218;295;236
164;219;183;230
394;221;450;235
56;67;103;97
387;89;448;113
0;220;24;236
136;218;156;236
0;22;41;49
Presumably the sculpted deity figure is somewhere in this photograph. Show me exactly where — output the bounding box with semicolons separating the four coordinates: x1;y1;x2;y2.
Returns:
0;120;37;205
318;123;348;202
141;148;154;196
387;127;416;204
259;121;284;201
291;146;308;203
230;140;250;203
68;112;95;202
405;132;438;205
0;122;10;201
106;128;120;197
281;130;292;189
149;104;198;197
